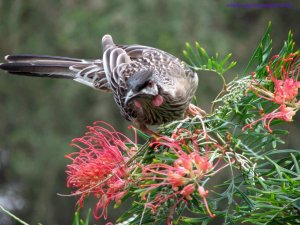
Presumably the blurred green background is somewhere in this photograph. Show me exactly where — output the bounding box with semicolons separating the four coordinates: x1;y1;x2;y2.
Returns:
0;0;299;224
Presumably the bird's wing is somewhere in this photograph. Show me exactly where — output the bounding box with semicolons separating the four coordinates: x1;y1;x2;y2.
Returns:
101;35;137;119
122;45;189;81
70;60;112;92
101;35;132;89
117;44;178;61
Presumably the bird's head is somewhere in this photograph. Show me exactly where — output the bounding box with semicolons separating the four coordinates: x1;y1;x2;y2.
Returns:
125;70;164;108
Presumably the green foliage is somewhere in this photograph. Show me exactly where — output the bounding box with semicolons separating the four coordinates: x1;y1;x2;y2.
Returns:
202;24;299;224
243;21;272;76
114;23;300;225
72;209;91;225
241;151;300;224
183;42;237;76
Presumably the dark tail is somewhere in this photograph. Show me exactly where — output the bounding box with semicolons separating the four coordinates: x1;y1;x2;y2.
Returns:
0;54;85;79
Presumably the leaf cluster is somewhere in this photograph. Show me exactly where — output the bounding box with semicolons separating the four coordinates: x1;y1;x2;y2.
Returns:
134;22;300;225
70;23;300;225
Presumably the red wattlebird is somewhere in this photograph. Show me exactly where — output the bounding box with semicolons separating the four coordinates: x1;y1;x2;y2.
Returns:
0;35;200;132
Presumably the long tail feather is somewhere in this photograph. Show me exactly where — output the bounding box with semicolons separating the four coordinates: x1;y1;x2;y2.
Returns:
0;54;85;79
0;54;111;92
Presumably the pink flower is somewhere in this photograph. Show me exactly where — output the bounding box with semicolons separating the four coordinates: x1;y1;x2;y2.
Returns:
192;153;212;172
243;104;297;133
249;53;300;105
267;53;300;104
168;171;188;190
244;53;300;132
140;130;222;220
180;184;195;200
66;123;223;223
198;186;216;218
65;121;136;220
272;78;300;104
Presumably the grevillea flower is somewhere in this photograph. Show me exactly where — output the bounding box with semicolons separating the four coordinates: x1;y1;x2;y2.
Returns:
180;183;195;200
242;104;297;133
244;53;300;132
140;129;224;222
65;121;137;220
248;53;300;104
268;54;300;104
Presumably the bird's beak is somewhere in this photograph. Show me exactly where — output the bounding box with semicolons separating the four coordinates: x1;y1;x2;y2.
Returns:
124;85;159;106
124;90;139;106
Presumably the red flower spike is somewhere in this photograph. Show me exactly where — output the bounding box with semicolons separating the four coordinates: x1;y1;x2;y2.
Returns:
65;121;137;220
242;104;297;133
244;53;300;132
68;123;223;221
268;53;300;104
249;53;300;104
139;129;223;220
272;78;300;104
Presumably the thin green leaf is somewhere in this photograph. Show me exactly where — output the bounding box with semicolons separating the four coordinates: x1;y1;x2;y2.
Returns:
243;21;272;75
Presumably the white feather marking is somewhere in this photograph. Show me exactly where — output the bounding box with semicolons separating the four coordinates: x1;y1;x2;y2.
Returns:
74;78;95;88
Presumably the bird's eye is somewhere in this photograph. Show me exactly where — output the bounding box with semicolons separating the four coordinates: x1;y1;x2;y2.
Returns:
147;81;154;88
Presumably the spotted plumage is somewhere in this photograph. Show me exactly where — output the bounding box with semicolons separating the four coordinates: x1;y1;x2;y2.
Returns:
0;34;198;129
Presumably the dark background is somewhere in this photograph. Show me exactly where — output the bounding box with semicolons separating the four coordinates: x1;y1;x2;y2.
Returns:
0;0;299;224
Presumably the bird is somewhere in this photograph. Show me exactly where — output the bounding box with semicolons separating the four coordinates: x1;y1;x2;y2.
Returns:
0;34;199;132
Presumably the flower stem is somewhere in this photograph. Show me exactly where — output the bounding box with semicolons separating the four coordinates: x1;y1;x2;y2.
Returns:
0;205;30;225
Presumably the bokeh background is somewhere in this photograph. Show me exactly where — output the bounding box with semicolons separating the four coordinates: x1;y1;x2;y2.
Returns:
0;0;299;224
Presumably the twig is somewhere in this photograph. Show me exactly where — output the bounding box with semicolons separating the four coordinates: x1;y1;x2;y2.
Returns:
0;205;30;225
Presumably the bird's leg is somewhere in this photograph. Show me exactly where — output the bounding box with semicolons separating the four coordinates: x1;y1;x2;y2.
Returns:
185;104;207;118
133;120;161;139
132;120;174;142
142;126;161;139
